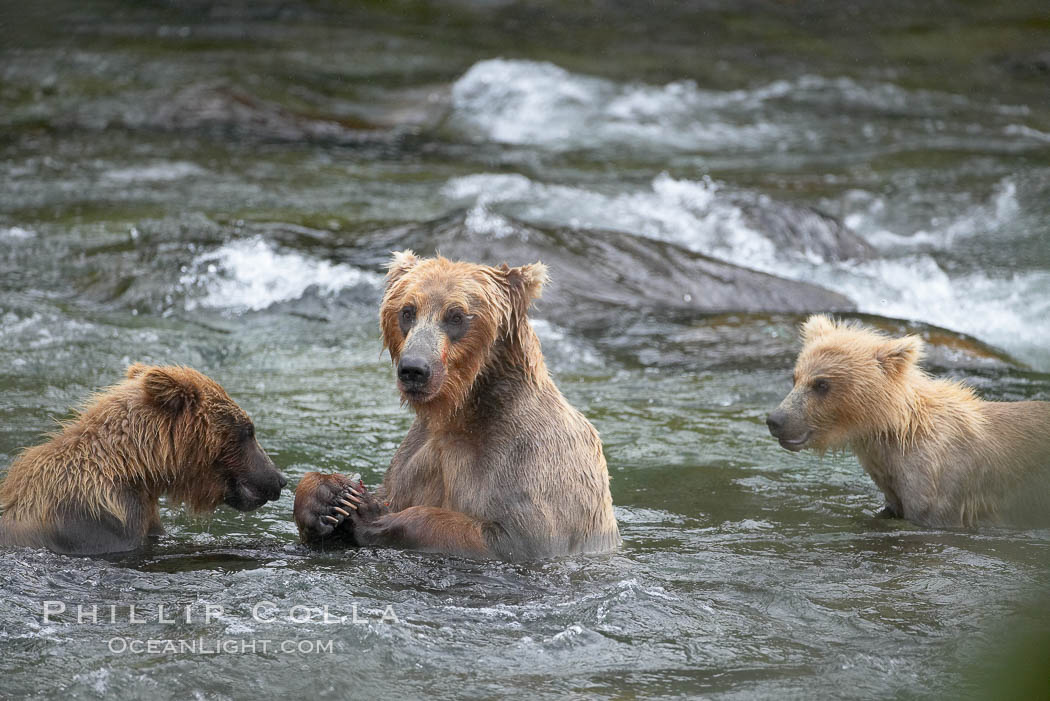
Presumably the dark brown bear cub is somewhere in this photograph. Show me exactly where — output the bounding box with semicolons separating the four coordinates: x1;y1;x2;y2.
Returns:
294;251;621;559
0;364;287;555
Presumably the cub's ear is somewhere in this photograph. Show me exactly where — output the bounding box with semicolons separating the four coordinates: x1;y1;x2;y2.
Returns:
126;363;150;379
500;261;549;317
876;335;923;376
140;367;201;413
386;250;420;289
800;314;837;343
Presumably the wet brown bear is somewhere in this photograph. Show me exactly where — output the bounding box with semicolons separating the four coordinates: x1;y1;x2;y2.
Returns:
294;251;620;559
767;315;1050;528
0;364;286;555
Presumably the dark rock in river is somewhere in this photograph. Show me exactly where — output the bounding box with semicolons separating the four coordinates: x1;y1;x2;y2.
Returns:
147;83;380;143
995;51;1050;77
355;211;855;328
61;81;451;145
590;312;1019;373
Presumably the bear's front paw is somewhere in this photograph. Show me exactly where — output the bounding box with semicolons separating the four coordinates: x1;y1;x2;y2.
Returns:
347;481;391;546
293;472;362;544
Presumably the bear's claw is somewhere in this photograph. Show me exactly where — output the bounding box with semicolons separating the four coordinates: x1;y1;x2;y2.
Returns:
347;481;390;545
293;472;368;541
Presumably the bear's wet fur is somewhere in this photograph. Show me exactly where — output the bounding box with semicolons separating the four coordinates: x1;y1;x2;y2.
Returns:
0;365;286;554
294;252;620;558
768;315;1050;527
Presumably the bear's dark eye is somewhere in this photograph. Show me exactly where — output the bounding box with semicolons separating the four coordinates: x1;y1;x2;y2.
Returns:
812;379;830;396
399;306;416;329
240;424;255;441
443;308;470;341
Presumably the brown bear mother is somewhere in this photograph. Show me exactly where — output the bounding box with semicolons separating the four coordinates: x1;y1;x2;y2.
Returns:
767;315;1050;528
294;251;620;559
0;364;287;555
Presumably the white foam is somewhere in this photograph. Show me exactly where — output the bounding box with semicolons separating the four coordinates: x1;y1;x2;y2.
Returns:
548;624;586;643
102;161;206;182
801;255;1050;364
179;237;382;312
444;171;773;265
448;59;784;151
0;226;35;240
73;668;109;695
860;179;1020;249
447;60;1014;154
1004;124;1050;142
463;205;518;239
0;310;44;335
529;319;602;368
0;311;97;348
443;172;534;203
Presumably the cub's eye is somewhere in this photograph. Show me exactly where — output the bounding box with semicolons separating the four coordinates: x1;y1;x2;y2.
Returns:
240;424;255;441
445;310;465;326
400;306;415;323
812;379;830;396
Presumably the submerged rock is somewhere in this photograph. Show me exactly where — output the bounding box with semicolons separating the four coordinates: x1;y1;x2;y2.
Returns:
358;210;855;329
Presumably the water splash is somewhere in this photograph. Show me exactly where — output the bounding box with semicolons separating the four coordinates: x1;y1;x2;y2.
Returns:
447;60;1031;156
178;237;381;313
448;59;784;151
0;226;35;241
102;162;206;182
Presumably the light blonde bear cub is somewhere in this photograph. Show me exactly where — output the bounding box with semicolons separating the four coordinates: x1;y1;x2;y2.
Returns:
767;315;1050;528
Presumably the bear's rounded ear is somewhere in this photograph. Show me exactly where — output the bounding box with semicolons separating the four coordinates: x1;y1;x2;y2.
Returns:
876;335;923;376
140;367;201;414
800;314;837;343
126;363;150;379
386;250;420;289
500;261;549;315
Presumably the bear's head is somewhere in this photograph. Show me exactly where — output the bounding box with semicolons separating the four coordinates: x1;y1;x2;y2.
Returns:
766;315;924;453
379;250;549;415
126;364;287;511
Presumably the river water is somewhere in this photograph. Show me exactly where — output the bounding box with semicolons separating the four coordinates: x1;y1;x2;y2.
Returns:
2;2;1049;699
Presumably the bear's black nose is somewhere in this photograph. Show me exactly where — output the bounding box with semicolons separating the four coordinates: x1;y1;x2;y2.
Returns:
766;410;786;437
277;472;288;489
398;356;431;385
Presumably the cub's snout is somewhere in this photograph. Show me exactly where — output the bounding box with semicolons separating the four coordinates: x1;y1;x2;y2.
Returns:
766;407;812;452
